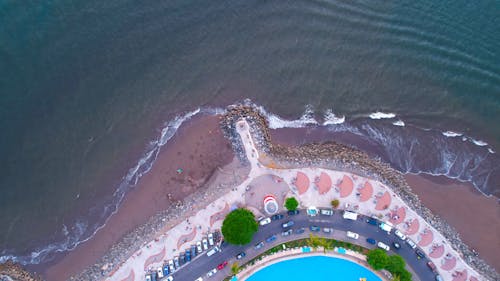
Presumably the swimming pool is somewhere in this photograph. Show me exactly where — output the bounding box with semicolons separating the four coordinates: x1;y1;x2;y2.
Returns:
245;255;382;281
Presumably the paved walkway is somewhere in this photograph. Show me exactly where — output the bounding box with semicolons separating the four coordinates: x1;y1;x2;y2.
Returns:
107;119;483;281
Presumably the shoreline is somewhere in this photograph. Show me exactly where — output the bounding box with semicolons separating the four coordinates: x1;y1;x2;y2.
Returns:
29;107;499;280
42;114;236;281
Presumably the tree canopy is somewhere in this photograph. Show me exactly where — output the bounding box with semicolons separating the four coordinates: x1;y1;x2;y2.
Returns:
285;197;299;211
331;199;340;209
366;249;411;281
367;249;389;270
221;208;258;245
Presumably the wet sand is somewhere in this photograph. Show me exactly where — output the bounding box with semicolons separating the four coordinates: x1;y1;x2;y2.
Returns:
43;115;234;281
405;174;500;271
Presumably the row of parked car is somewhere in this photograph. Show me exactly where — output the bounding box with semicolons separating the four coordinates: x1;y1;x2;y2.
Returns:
145;231;221;281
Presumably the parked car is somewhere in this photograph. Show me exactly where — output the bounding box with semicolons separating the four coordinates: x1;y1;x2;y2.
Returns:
377;242;390;251
202;239;209;251
196;241;203;253
217;261;228;270
165;276;173;281
206;268;217;278
162;265;170;276
416;249;425;259
366;218;378;225
310;225;320;232
346;231;359;239
392;242;401;249
145;274;152;281
427;261;437;271
266;235;277;243
366;238;376;245
206;246;221;257
282;220;294;228
294;228;306;234
287;210;300;216
254;241;264;250
151;272;157;281
320;209;333;216
236;252;246;260
259;217;271;226
157;267;164;278
406;238;417;249
323;227;332;234
168;260;174;272
191;245;197;256
185;249;191;262
281;229;293;236
271;214;284;220
174;256;180;268
208;233;214;246
394;229;407;240
435;275;443;281
195;277;203;281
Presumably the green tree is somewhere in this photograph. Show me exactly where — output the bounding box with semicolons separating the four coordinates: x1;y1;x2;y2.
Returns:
331;199;340;209
221;208;258;245
366;249;389;270
285;197;299;211
396;270;412;281
231;262;239;275
386;255;406;274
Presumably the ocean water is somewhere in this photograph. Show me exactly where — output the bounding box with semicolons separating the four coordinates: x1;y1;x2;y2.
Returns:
0;0;499;266
246;255;382;281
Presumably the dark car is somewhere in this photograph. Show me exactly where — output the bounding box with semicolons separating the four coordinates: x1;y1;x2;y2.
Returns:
266;235;277;243
310;225;321;232
236;252;246;260
427;261;437;272
416;249;425;259
151;272;157;281
366;218;378;225
366;238;377;245
271;214;284;220
295;228;306;234
162;265;170;276
392;242;401;249
179;253;185;265
185;249;191;262
287;210;300;216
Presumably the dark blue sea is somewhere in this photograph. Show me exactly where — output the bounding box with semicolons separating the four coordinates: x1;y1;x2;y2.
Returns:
0;0;498;266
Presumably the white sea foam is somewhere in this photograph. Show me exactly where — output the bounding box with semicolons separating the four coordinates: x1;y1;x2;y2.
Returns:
369;112;396;119
254;103;318;129
488;148;495;154
322;109;345;125
392;120;405;127
470;138;488;146
442;131;463;137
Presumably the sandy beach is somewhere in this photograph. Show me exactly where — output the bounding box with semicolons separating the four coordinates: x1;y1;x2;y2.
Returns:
43;115;234;281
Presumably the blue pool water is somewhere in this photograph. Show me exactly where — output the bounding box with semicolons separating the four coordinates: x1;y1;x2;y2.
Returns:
246;255;381;281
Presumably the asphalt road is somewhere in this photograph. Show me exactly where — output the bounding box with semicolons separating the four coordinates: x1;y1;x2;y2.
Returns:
167;209;438;281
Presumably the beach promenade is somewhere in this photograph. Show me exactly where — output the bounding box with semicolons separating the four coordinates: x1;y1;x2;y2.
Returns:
106;119;483;281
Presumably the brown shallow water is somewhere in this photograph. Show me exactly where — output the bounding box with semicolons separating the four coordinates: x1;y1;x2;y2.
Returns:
42;115;234;280
405;174;500;271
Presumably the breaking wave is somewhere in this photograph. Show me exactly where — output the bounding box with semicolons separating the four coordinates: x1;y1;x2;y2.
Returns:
369;112;397;119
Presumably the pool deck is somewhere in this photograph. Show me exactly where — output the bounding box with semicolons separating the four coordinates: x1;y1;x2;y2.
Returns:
107;119;484;281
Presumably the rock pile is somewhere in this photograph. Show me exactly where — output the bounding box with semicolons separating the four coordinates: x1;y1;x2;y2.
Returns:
0;260;41;281
220;104;499;281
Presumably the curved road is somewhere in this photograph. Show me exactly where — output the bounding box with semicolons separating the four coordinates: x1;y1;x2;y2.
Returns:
168;209;438;281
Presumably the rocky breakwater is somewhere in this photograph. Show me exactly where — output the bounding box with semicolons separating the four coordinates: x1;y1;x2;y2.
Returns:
0;260;41;281
219;104;499;281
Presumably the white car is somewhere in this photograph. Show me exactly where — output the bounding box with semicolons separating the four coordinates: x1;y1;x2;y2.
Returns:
168;260;174;272
208;233;214;246
157;267;164;278
377;242;390;251
202;238;209;251
195;277;203;281
394;229;407;240
166;276;174;281
259;217;271;226
346;231;359;239
206;268;217;277
197;241;203;253
320;209;333;216
406;237;417;249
